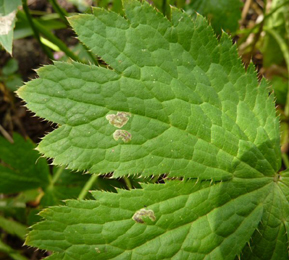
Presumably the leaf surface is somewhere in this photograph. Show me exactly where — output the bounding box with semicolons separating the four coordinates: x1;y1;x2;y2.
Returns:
18;1;289;259
18;1;280;180
240;170;289;259
26;178;289;260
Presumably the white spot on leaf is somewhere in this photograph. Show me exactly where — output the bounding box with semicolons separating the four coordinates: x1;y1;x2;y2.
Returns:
106;112;131;128
132;208;156;224
0;11;16;35
113;130;132;143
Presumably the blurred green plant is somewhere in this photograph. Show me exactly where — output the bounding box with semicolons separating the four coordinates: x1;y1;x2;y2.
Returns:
0;59;22;91
0;0;21;54
185;0;243;34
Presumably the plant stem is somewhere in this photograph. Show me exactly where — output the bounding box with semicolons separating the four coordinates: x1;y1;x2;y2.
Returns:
162;0;167;16
245;0;267;62
78;174;98;200
237;0;289;42
21;0;54;59
52;165;65;185
18;11;82;62
282;153;289;169
265;28;289;116
0;124;14;143
241;0;252;22
48;0;98;65
265;0;289;20
48;0;69;26
123;176;132;189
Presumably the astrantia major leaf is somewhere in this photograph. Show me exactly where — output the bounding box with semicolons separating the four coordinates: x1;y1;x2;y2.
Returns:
18;1;289;259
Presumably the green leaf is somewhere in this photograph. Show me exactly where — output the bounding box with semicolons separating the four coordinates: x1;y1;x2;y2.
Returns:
40;167;93;206
1;58;22;91
0;215;27;239
185;0;243;34
18;1;288;258
0;133;50;194
26;178;289;259
0;240;29;260
270;75;288;105
2;58;18;75
17;1;280;180
0;189;40;223
4;74;23;91
240;170;289;259
0;0;21;54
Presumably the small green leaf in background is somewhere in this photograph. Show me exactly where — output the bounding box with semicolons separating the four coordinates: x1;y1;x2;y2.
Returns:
0;189;40;224
4;74;22;91
40;167;93;206
270;75;288;105
0;133;50;194
56;43;96;64
14;12;67;40
0;215;27;240
0;0;21;54
185;0;243;34
2;58;18;75
40;167;128;206
96;0;123;13
1;58;23;91
67;0;92;13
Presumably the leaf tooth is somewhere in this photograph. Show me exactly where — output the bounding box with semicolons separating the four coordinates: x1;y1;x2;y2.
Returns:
247;241;252;252
255;227;262;236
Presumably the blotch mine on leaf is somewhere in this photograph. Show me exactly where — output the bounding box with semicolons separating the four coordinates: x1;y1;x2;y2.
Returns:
113;130;132;143
106;112;131;128
0;11;16;35
132;208;156;224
